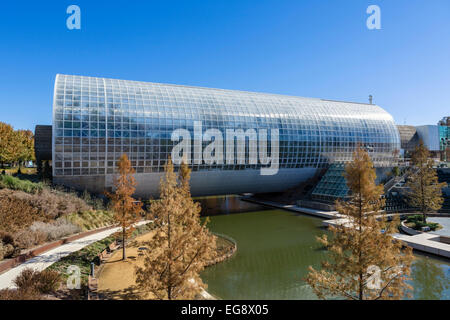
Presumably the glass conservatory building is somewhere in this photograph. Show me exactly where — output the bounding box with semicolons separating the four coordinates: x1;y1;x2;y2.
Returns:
52;74;400;197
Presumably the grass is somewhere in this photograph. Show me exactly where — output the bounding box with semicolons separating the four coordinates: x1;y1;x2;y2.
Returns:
0;174;45;193
48;237;116;286
48;222;154;286
65;210;115;231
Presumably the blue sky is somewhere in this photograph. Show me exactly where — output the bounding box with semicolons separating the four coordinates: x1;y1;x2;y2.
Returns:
0;0;449;131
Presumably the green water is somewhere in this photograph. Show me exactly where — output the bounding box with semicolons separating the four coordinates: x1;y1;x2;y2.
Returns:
201;207;450;300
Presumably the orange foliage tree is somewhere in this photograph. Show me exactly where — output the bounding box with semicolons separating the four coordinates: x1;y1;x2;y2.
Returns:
305;147;414;300
135;159;216;300
0;122;15;167
406;141;447;223
107;154;142;260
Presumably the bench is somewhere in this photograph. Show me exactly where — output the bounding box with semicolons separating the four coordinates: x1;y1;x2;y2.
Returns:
97;249;109;263
108;241;118;252
96;241;119;264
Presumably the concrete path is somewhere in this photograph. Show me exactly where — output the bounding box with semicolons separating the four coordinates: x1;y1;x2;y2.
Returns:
242;198;343;219
324;217;450;258
392;233;450;258
428;217;450;237
0;221;150;290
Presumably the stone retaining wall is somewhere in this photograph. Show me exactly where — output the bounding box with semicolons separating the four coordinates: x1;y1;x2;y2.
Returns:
400;221;422;236
205;233;237;267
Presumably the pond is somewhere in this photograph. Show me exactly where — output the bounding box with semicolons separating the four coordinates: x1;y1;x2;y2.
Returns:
199;196;450;300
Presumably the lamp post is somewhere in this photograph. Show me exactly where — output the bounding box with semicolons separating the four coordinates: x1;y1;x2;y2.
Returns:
90;262;95;278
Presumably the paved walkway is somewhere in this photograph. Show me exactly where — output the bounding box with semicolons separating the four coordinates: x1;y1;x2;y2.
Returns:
242;198;343;219
0;221;150;290
428;217;450;237
392;232;450;258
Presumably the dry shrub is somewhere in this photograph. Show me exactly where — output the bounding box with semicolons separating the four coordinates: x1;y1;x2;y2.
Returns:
30;219;81;242
0;190;41;233
13;229;48;250
0;243;15;260
13;268;61;295
12;219;83;251
34;269;62;294
0;231;20;260
13;268;37;292
0;288;41;300
36;188;91;220
0;231;14;245
0;188;92;255
0;188;92;233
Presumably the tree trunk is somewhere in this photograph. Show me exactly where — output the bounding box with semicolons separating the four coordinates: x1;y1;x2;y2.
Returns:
421;172;426;224
122;227;126;260
359;273;363;300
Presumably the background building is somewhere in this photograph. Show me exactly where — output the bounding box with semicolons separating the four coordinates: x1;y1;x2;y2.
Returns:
415;125;441;153
397;118;449;161
46;74;401;197
438;117;449;162
34;125;52;164
397;125;420;157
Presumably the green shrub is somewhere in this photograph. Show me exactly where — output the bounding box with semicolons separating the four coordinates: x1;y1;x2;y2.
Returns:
0;175;44;193
428;223;440;231
406;215;424;223
392;166;401;177
406;215;441;231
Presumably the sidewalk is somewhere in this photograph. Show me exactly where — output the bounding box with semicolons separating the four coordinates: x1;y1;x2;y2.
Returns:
241;197;343;219
0;220;150;290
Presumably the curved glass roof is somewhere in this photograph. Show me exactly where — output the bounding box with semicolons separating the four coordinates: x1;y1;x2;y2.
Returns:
52;74;400;177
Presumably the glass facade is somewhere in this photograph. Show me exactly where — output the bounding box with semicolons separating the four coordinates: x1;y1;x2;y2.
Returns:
438;117;449;159
52;74;400;195
311;163;349;201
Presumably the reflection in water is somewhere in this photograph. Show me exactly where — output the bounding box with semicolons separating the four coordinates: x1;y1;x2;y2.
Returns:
201;210;329;299
196;195;268;216
199;196;450;300
411;255;450;300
